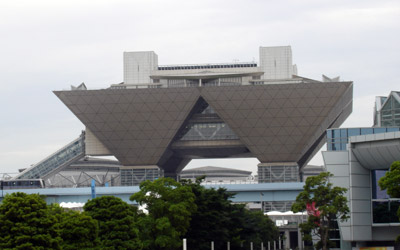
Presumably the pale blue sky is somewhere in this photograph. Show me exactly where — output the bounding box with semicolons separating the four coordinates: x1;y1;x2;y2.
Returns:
1;0;399;175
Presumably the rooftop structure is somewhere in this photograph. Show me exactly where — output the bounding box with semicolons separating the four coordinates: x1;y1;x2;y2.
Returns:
54;46;353;182
180;166;253;183
324;131;400;249
323;92;400;248
121;46;297;88
373;91;400;127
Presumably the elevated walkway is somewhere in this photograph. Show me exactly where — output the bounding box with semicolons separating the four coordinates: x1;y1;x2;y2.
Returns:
0;182;304;205
13;133;85;180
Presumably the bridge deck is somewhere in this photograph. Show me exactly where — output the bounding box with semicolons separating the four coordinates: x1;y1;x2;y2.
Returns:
0;182;304;205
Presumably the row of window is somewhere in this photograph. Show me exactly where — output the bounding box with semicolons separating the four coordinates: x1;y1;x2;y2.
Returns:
120;168;163;186
327;127;400;151
158;63;257;71
178;122;239;141
258;165;299;183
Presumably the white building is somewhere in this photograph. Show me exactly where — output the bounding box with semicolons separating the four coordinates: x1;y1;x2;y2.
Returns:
120;46;298;88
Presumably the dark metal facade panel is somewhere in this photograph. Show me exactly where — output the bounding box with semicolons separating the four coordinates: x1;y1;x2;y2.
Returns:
55;88;201;166
54;81;352;170
200;82;353;166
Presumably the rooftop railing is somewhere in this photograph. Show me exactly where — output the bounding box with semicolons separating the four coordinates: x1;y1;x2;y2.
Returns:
158;62;258;71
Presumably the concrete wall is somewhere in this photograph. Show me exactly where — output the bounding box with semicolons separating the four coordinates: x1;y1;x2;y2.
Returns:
124;51;158;85
259;46;293;79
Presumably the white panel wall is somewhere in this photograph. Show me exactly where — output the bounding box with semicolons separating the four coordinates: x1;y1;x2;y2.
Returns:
123;51;158;85
259;46;294;79
85;128;112;155
322;150;373;242
322;151;352;237
348;150;372;241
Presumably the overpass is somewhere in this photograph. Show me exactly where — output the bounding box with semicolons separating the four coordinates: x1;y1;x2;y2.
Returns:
0;182;304;205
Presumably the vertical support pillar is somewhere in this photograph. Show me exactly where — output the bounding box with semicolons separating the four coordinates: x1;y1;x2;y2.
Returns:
211;241;214;250
250;242;253;250
183;238;187;250
279;237;281;249
298;226;302;250
91;179;96;199
285;230;290;250
227;241;230;250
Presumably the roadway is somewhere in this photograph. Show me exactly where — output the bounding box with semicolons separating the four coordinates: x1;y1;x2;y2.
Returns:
0;182;304;205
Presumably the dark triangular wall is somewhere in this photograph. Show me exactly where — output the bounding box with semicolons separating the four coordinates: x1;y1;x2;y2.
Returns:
55;81;352;171
199;82;352;165
55;88;200;166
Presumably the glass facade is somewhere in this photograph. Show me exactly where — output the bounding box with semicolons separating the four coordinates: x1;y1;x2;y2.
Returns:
120;168;164;186
263;201;294;212
381;95;400;126
18;137;84;179
258;165;299;183
179;122;238;141
371;169;400;224
372;200;400;223
177;102;239;141
327;127;400;151
372;170;390;199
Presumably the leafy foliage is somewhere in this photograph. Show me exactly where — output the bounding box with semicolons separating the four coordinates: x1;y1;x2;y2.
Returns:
181;178;235;249
84;196;141;250
378;161;400;241
240;209;280;248
379;161;400;198
0;192;61;250
182;178;279;250
292;172;349;250
130;178;196;250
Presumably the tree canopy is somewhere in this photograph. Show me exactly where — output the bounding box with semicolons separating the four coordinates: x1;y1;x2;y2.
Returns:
84;196;141;250
0;192;61;250
378;161;400;241
48;203;100;250
182;177;279;250
292;172;349;250
379;161;400;198
130;178;196;250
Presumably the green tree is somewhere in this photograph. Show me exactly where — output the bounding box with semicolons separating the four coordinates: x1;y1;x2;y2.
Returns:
130;178;196;250
240;209;280;248
0;192;61;250
379;161;400;198
378;161;400;241
181;178;235;249
182;178;279;250
84;196;141;250
292;172;349;250
49;204;100;250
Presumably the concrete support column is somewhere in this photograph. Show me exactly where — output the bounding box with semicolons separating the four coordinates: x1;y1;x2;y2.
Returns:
298;226;302;250
284;230;290;250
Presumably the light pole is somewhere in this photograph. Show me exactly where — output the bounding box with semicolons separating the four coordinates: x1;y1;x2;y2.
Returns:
260;192;264;212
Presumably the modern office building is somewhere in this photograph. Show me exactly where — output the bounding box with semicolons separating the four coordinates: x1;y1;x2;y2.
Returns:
54;46;353;185
374;91;400;127
323;92;400;249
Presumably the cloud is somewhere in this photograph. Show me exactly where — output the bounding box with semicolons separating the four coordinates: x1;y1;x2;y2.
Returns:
0;0;399;174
